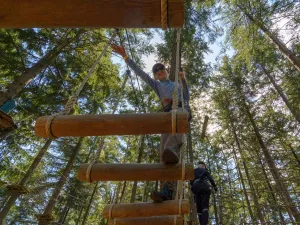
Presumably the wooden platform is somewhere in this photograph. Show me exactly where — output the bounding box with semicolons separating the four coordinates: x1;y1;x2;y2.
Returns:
35;112;189;138
6;184;28;194
0;0;184;28
103;200;189;219
108;216;183;225
35;214;54;223
0;110;17;130
78;163;194;182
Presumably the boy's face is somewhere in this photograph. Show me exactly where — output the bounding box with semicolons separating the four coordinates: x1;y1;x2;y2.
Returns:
155;70;168;81
154;65;168;81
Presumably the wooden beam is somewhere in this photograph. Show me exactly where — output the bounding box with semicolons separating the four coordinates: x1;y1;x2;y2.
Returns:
78;163;194;182
108;216;183;225
200;115;209;141
103;200;189;219
35;112;189;138
0;0;184;28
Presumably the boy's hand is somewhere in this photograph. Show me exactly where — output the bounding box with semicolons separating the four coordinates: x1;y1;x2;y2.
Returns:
179;71;185;80
111;44;127;58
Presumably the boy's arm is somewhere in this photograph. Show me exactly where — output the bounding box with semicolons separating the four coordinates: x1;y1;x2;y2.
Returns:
179;71;190;102
126;58;159;95
181;79;190;102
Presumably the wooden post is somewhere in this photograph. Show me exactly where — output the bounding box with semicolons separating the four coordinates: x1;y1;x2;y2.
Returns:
78;163;194;182
35;112;189;138
103;200;189;218
0;0;184;28
108;216;183;225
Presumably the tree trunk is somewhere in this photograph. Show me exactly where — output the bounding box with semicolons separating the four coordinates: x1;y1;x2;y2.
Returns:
130;135;145;203
38;137;83;225
76;206;84;225
58;202;70;224
0;139;52;224
81;182;98;225
227;114;263;224
238;6;300;72
231;146;255;223
242;159;265;223
119;181;127;203
288;144;300;166
0;29;84;105
258;158;287;223
212;191;219;225
243;101;300;222
260;64;300;123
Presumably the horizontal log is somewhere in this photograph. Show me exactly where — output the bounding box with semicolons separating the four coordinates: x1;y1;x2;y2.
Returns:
78;163;194;182
0;0;184;28
108;216;183;225
34;112;188;138
103;200;189;219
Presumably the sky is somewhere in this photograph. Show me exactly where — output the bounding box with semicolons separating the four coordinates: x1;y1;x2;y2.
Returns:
112;30;224;75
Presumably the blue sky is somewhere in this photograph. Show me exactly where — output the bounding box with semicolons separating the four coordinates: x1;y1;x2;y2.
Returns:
111;30;225;75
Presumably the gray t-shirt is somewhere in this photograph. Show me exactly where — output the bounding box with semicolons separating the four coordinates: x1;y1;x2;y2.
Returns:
127;58;190;107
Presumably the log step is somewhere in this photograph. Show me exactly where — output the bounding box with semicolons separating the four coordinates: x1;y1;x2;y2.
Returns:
0;0;184;28
78;163;194;182
0;110;17;130
34;112;188;138
108;216;183;225
103;200;189;219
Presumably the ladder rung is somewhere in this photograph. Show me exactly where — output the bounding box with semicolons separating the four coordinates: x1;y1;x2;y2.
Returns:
78;163;194;182
103;200;189;219
108;216;183;225
35;112;188;138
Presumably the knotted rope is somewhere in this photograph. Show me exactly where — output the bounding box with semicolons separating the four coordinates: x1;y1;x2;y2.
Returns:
171;29;181;135
161;0;168;30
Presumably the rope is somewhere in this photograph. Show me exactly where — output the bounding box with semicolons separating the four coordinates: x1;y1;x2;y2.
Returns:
86;160;96;183
171;29;181;135
161;0;168;30
45;30;118;139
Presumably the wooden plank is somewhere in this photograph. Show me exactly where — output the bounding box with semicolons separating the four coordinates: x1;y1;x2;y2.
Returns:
34;112;189;138
108;216;183;225
78;163;194;182
103;200;189;219
0;0;184;28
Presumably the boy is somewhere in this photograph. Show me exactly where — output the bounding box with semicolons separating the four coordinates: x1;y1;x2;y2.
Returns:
111;44;191;202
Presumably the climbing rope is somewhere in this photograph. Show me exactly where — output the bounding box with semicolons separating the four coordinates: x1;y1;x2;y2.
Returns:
45;30;118;139
171;29;182;135
161;0;168;30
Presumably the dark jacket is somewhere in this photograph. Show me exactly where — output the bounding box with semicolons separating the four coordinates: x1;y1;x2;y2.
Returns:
190;167;216;192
